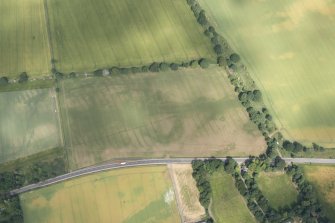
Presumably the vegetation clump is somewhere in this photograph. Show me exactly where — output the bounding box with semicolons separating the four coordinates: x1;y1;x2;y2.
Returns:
0;152;65;222
192;157;329;223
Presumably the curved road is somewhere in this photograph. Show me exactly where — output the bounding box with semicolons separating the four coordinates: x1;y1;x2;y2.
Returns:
10;157;335;195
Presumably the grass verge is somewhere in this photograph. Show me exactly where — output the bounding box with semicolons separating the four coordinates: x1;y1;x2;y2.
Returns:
256;172;298;209
210;171;256;223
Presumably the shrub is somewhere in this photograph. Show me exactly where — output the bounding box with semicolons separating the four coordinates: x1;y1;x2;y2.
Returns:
131;67;141;73
190;60;199;68
159;62;170;72
0;77;9;85
149;62;160;72
141;66;149;73
199;58;210;69
69;72;76;78
93;69;103;76
217;56;225;67
18;72;28;83
230;53;241;63
214;44;223;55
110;67;120;74
253;90;262;101
120;68;131;74
170;63;179;71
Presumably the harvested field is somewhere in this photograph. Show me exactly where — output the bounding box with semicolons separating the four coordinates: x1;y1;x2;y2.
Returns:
47;0;214;73
20;166;180;223
200;0;335;147
256;172;298;209
210;171;256;223
0;0;50;77
0;88;62;163
169;164;205;222
59;67;266;170
303;165;335;221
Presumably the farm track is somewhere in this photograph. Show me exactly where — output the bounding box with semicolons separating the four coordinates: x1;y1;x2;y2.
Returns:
11;157;335;195
43;0;55;71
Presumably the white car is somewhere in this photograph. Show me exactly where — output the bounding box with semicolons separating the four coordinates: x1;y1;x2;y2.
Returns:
120;162;126;165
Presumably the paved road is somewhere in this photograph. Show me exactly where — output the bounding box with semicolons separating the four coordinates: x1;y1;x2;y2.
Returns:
10;157;335;195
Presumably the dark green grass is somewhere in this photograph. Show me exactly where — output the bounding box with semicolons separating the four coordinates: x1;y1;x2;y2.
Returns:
256;172;298;209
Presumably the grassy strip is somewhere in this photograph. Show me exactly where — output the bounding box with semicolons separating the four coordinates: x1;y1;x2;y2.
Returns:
0;147;65;173
0;79;55;92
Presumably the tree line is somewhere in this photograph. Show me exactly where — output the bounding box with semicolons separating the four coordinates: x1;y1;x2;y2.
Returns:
187;0;335;159
0;72;29;86
192;157;329;223
191;158;237;223
51;58;212;82
0;157;65;222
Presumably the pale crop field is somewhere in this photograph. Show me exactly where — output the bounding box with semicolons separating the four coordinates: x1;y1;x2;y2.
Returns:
200;0;335;147
210;171;256;223
0;88;61;164
47;0;214;73
169;164;205;222
256;172;298;209
59;68;265;170
0;0;50;77
20;166;180;223
303;165;335;221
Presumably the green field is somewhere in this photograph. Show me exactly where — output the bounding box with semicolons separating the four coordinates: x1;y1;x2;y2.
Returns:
0;88;62;163
256;172;298;209
0;0;50;77
210;171;256;223
59;67;265;170
20;166;180;223
47;0;214;73
303;165;335;221
199;0;335;146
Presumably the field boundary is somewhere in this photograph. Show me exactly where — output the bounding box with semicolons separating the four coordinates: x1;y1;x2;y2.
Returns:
43;0;55;71
58;68;266;169
51;88;64;147
20;165;181;223
188;0;335;158
167;164;185;223
10;157;335;195
58;81;73;170
46;0;215;73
